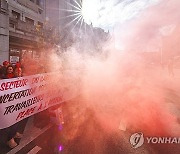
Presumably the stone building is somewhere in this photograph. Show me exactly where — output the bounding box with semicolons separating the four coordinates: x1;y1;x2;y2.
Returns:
0;0;9;63
0;0;60;64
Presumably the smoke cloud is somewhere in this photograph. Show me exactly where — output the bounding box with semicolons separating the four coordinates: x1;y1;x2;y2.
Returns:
59;0;180;138
22;0;180;152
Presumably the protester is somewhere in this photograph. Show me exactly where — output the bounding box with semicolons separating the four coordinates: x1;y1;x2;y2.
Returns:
4;65;15;79
1;61;9;79
15;62;21;68
3;61;9;68
0;60;49;148
0;65;3;79
0;61;23;78
1;65;23;148
14;66;23;77
7;127;23;148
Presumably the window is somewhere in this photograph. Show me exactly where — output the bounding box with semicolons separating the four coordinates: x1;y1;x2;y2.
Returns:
25;17;34;25
38;22;43;28
38;8;43;14
9;23;15;28
12;10;21;20
36;0;43;7
0;0;8;11
36;0;40;5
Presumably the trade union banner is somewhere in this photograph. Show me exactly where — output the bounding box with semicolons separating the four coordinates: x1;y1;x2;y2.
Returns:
0;72;80;129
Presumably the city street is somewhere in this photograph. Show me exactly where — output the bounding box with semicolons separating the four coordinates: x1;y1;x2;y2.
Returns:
1;0;180;153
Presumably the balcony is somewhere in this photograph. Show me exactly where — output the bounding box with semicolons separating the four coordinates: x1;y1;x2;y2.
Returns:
17;20;35;32
9;18;60;45
17;0;41;13
9;19;41;42
0;0;8;13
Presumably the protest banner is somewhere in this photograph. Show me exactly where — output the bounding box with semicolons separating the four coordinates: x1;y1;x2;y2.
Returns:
0;72;79;129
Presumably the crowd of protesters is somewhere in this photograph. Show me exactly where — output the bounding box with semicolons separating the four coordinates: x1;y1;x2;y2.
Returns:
0;60;49;149
0;59;47;80
0;61;23;80
0;61;24;148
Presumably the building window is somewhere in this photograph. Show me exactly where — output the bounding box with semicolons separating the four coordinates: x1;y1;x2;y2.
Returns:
38;8;43;14
0;0;8;11
12;10;21;20
36;0;43;7
38;22;43;28
9;23;15;28
25;17;34;25
36;0;40;5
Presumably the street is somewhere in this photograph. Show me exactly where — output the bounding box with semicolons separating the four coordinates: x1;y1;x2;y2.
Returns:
1;0;180;153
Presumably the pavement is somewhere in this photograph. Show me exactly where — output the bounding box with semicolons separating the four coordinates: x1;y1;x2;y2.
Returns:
0;115;53;154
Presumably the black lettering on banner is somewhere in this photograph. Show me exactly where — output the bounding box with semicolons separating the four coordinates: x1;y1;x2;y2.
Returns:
3;105;14;115
8;93;14;102
14;92;20;100
27;98;32;106
0;94;9;104
21;101;27;108
11;103;21;113
3;94;44;115
0;87;37;104
20;91;25;98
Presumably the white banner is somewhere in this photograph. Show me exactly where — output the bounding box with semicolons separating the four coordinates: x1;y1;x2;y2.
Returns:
0;72;80;129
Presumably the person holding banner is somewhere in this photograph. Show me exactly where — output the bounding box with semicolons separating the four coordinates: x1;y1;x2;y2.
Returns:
2;65;23;148
1;61;10;79
3;65;15;79
7;124;23;148
0;65;2;79
14;66;23;77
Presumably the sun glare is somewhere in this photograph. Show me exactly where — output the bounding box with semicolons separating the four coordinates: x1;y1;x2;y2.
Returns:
81;0;100;25
60;0;160;32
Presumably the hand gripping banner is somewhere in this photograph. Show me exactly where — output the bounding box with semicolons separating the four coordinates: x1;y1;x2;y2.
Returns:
0;72;80;129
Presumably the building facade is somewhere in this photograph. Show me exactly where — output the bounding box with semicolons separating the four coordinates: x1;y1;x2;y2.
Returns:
0;0;109;64
0;0;9;63
8;0;47;64
0;0;61;64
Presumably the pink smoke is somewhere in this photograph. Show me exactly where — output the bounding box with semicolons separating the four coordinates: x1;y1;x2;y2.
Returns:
21;0;180;141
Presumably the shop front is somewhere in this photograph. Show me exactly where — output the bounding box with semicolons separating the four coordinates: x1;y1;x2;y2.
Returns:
9;36;42;64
